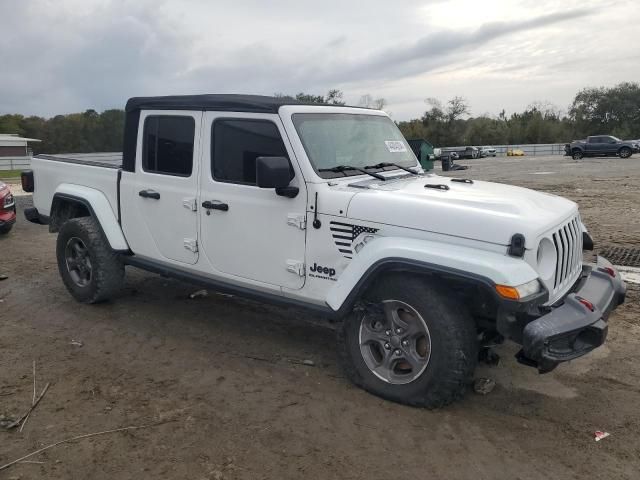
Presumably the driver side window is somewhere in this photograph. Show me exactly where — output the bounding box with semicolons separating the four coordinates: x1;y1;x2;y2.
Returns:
212;119;291;185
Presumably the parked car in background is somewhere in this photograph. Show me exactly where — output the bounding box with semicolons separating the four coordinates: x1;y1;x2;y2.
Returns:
507;149;525;156
0;181;16;234
465;146;479;159
564;135;635;160
441;146;477;160
632;140;640;153
480;146;497;157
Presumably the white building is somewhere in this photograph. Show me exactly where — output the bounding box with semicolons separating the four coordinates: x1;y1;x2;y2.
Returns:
0;134;41;171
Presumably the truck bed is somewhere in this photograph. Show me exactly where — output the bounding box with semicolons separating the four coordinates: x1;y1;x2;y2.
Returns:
31;153;122;219
36;152;123;169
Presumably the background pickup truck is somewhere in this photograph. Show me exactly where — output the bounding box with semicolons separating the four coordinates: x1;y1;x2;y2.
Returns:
565;135;635;160
20;94;626;408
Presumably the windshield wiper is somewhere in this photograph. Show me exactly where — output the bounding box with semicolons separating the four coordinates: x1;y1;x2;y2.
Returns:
364;162;419;175
318;165;386;181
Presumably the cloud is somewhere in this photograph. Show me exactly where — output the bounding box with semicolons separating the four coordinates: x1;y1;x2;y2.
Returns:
0;0;636;120
329;8;598;85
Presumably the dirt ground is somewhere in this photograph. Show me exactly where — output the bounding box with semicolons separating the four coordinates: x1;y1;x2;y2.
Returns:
1;154;639;480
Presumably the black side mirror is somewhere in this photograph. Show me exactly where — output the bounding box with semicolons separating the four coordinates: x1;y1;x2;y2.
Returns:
256;156;298;198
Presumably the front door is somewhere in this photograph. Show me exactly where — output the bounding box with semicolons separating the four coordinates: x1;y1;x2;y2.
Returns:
198;112;307;289
602;136;617;154
121;111;202;265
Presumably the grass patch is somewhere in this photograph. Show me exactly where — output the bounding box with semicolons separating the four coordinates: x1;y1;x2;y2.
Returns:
0;170;22;179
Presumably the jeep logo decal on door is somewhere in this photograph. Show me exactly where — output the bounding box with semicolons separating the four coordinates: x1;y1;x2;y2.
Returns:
309;263;336;281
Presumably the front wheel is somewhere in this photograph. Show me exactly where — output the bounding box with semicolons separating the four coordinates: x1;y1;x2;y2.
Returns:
572;149;584;160
56;217;124;303
0;224;12;235
619;147;632;159
337;275;478;408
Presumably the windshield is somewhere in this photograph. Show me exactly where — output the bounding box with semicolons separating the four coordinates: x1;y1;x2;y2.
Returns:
292;113;418;178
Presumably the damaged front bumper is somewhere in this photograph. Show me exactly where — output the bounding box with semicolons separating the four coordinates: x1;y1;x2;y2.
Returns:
507;257;626;372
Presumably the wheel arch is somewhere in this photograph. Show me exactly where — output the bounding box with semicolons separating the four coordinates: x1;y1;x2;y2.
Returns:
326;237;540;316
618;145;632;155
331;258;499;316
51;186;129;252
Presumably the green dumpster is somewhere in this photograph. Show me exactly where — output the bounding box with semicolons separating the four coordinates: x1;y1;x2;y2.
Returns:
407;139;435;171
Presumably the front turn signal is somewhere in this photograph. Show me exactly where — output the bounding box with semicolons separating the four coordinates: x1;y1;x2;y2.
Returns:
495;285;520;300
496;279;541;300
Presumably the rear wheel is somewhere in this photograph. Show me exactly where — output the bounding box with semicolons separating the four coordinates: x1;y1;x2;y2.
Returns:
572;149;583;160
619;147;632;159
56;217;124;303
338;275;478;408
0;224;12;235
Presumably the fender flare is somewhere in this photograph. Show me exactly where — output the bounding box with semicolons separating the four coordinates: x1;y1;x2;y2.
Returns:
52;185;129;252
326;237;540;314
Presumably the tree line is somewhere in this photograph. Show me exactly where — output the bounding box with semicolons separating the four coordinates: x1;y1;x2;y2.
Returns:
0;109;124;154
0;83;638;154
398;82;640;146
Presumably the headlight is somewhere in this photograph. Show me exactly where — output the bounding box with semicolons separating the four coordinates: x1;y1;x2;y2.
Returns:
3;193;14;208
537;237;557;281
495;279;542;300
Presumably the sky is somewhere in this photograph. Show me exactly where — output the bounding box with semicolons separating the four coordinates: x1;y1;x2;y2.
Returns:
1;0;639;120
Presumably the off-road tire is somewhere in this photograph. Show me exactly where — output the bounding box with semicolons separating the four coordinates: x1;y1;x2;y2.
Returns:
56;217;124;304
337;274;478;408
0;224;13;235
619;147;632;159
572;149;583;160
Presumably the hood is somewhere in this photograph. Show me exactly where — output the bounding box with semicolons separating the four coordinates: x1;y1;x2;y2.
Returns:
346;175;577;246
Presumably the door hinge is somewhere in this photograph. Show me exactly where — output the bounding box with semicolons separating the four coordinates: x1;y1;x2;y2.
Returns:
183;238;198;253
287;213;306;230
183;197;197;212
286;260;306;277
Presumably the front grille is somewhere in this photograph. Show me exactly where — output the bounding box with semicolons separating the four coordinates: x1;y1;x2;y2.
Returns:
550;216;583;296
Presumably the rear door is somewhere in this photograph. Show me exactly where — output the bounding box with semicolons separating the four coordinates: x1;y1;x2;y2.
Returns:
120;111;202;265
198;112;307;289
587;136;605;155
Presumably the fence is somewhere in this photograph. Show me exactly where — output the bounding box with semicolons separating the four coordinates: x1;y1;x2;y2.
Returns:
492;143;566;156
0;156;31;171
442;143;566;157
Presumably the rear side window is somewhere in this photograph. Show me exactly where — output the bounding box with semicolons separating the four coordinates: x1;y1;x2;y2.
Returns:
212;119;289;185
143;116;195;176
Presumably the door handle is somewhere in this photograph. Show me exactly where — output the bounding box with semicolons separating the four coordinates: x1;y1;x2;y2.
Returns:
202;200;229;211
139;189;160;200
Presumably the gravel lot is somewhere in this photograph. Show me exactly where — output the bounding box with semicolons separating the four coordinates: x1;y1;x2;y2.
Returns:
1;154;639;479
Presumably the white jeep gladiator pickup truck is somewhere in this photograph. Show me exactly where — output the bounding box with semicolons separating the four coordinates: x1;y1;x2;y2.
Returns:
21;95;626;407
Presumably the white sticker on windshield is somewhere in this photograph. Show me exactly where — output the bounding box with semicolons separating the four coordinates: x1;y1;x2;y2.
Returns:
385;140;407;153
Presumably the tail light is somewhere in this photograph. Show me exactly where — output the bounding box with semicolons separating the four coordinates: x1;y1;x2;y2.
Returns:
21;170;34;192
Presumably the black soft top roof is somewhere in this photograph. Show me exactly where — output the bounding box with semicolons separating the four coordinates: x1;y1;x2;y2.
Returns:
125;94;321;114
122;94;368;173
